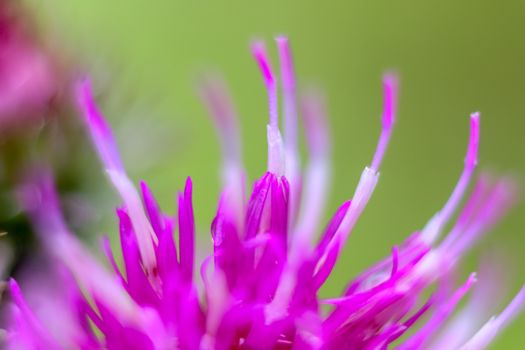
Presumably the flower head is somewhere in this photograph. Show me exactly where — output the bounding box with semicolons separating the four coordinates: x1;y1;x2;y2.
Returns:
4;37;525;349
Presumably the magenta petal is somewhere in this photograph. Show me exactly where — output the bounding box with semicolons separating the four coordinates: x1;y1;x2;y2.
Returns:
178;177;195;283
6;37;523;350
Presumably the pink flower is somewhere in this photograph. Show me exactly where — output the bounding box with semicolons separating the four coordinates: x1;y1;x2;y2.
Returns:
0;2;58;132
5;37;524;349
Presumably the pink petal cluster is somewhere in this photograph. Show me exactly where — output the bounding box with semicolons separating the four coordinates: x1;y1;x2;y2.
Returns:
5;37;525;349
0;1;58;132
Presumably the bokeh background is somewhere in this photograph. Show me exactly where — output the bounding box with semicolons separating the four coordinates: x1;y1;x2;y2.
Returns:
28;0;525;348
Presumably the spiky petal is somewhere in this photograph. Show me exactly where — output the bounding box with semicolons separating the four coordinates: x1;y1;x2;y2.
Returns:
4;37;524;350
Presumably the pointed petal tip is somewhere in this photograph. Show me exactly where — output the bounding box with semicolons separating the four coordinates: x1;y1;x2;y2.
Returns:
8;278;18;292
74;76;94;111
468;272;478;284
73;76;107;131
250;39;266;54
381;73;399;129
251;40;275;88
275;35;288;43
465;112;480;169
370;74;399;171
383;72;399;83
276;36;295;91
139;179;148;192
251;40;283;171
198;76;237;126
185;176;193;194
300;88;330;156
74;77;125;173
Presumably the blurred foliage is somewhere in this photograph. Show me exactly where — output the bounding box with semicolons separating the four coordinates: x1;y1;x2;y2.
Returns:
30;0;525;347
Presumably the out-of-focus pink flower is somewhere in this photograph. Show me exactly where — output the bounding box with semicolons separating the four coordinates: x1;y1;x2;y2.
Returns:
0;2;58;132
4;37;525;349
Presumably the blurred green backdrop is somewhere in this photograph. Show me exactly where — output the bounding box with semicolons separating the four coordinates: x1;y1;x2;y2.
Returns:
33;0;525;348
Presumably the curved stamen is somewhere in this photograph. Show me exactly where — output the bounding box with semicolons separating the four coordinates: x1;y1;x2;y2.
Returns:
445;113;480;221
199;76;242;175
199;76;245;227
399;273;477;350
276;36;300;226
314;74;398;287
75;79;158;278
293;89;330;247
459;285;525;349
422;113;480;244
252;41;285;176
430;257;509;349
444;177;516;258
276;36;298;174
370;73;398;172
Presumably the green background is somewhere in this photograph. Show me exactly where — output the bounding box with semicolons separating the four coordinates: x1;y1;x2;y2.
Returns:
34;0;525;348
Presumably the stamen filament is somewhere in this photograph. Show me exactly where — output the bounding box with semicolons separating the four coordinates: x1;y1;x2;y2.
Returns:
252;41;285;176
370;74;398;172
